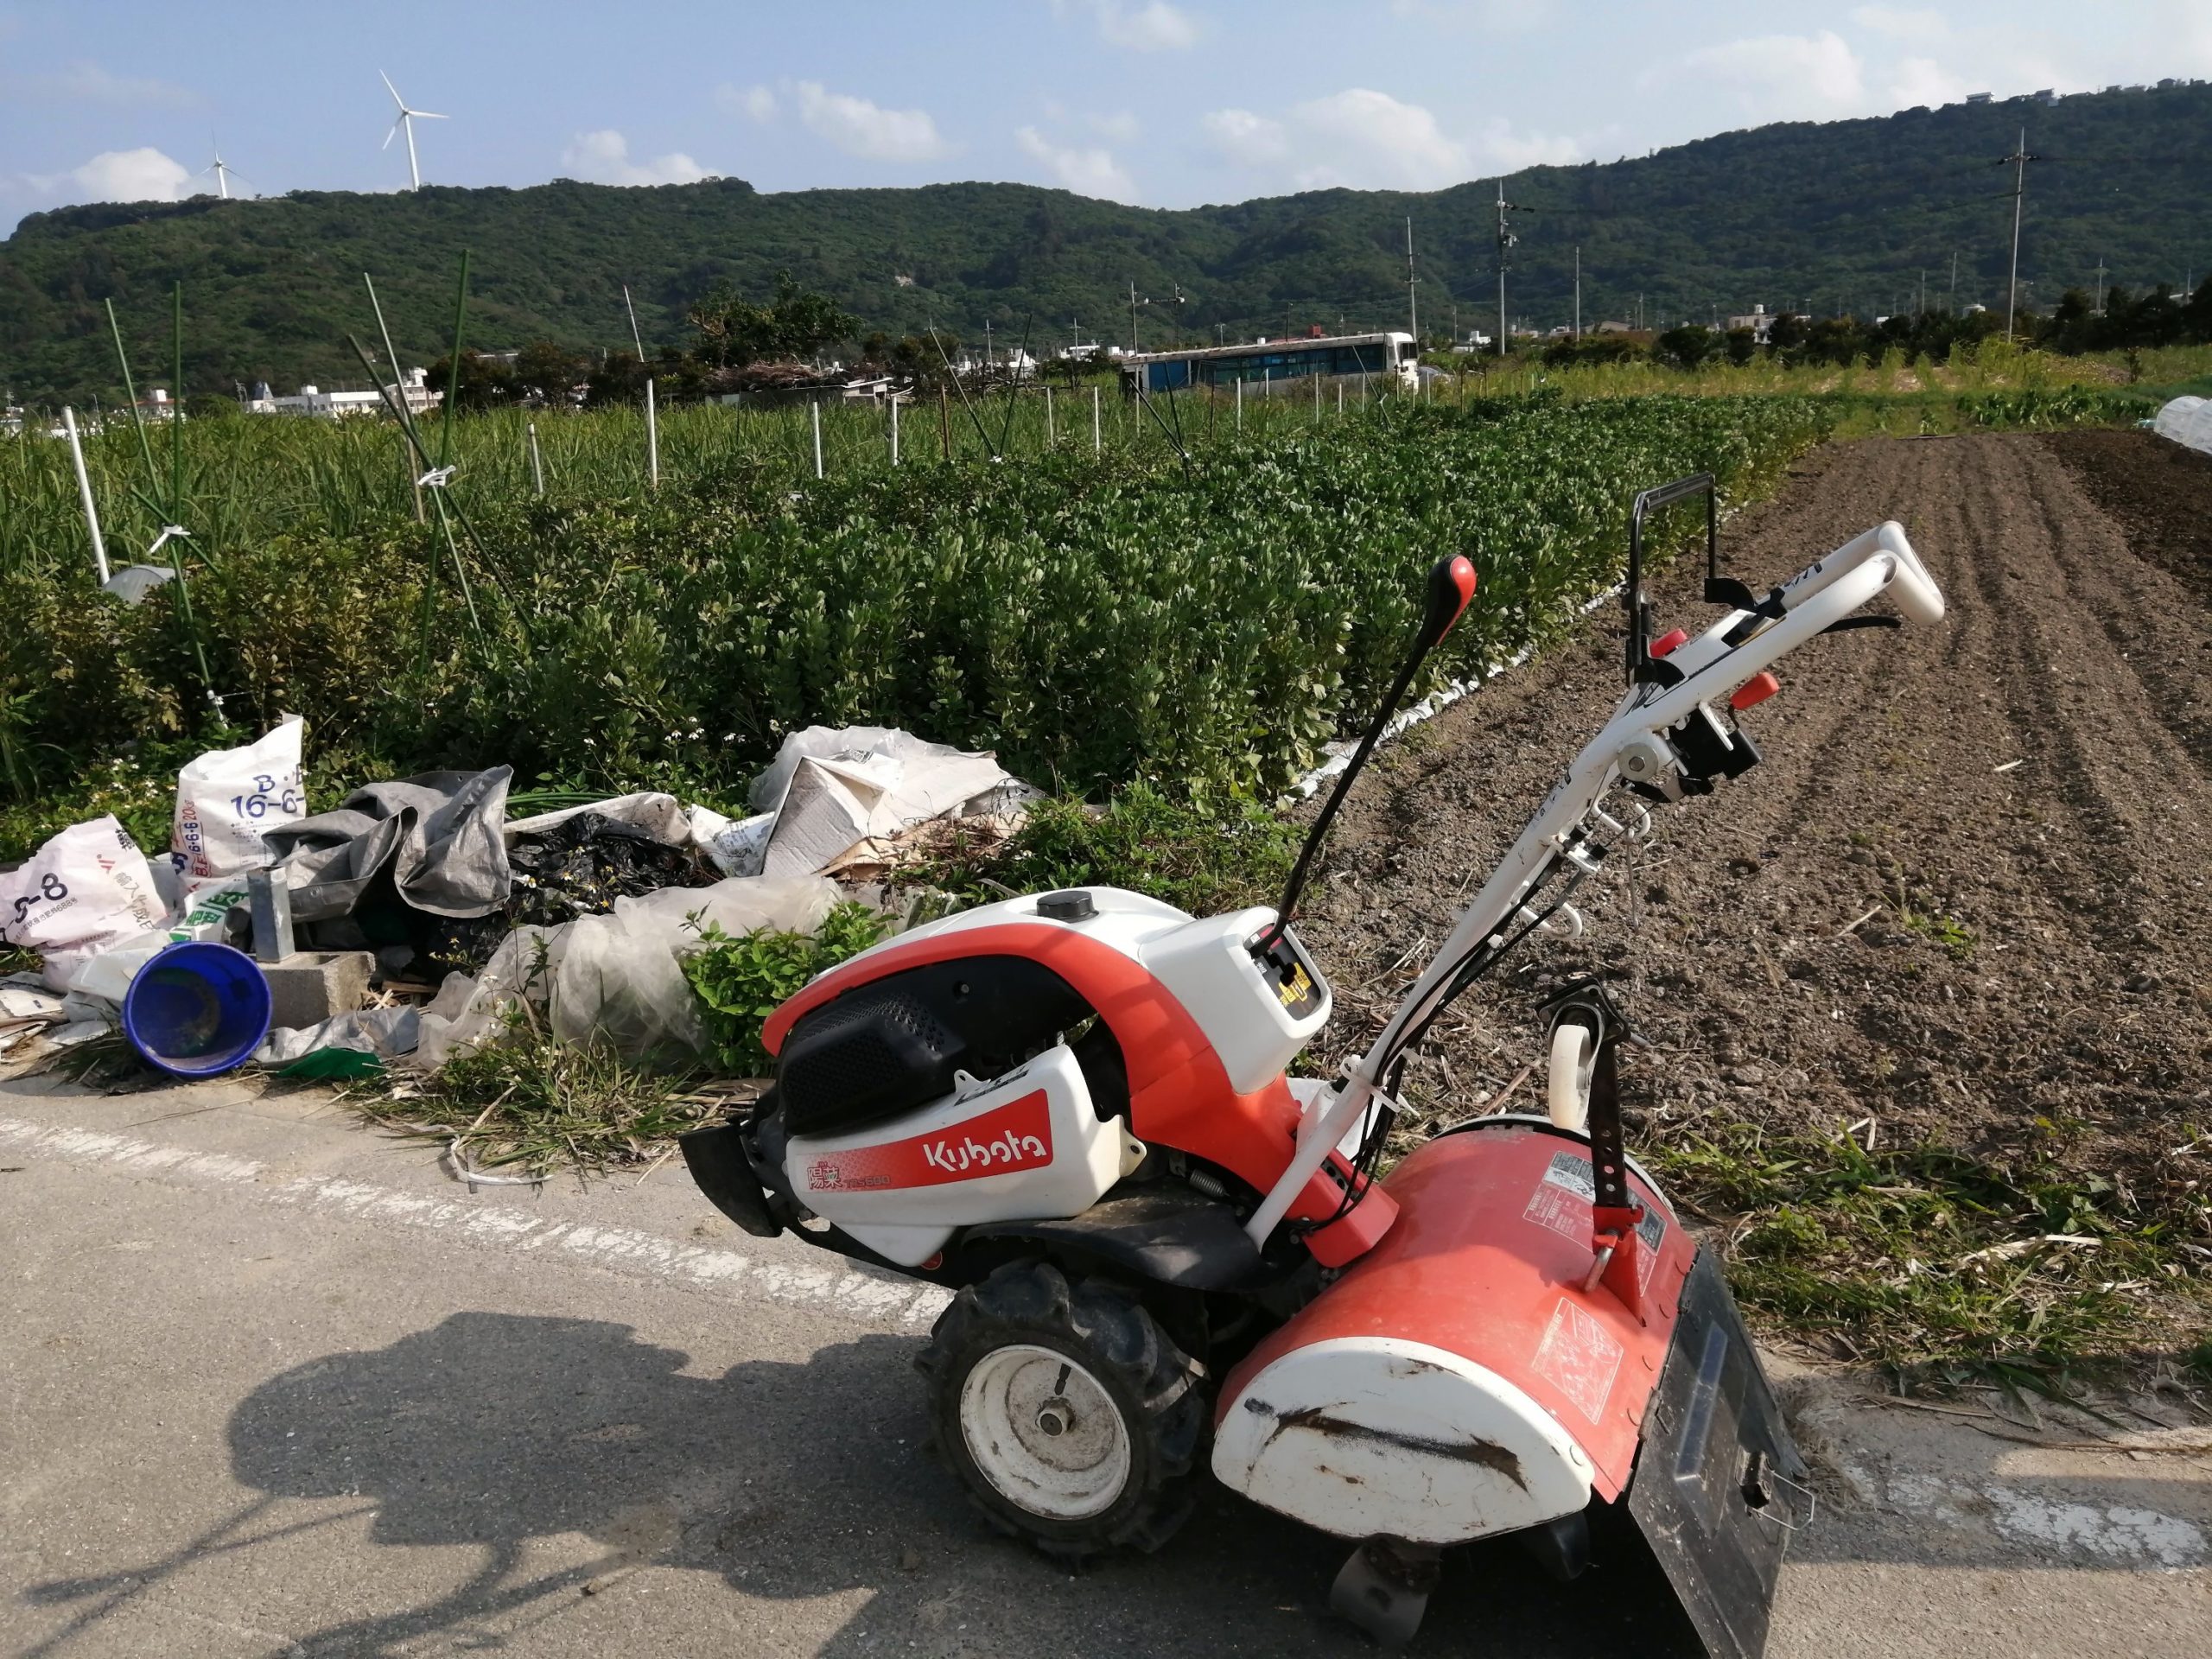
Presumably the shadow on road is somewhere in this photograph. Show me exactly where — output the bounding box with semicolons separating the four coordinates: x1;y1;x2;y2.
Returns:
48;1310;1707;1656
22;1309;2203;1656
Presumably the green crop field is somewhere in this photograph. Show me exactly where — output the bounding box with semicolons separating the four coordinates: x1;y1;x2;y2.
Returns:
7;346;2173;868
3;384;1847;848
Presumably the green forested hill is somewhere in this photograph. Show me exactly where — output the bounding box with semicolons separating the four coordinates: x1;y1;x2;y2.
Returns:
4;82;2209;403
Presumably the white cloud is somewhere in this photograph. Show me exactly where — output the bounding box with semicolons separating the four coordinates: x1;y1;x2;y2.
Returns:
561;130;708;187
1016;125;1138;201
28;147;194;204
1887;55;1967;108
716;83;779;123
1287;88;1471;189
1677;30;1867;120
1467;115;1586;173
794;81;951;162
1087;1;1199;51
1849;5;1951;45
1202;107;1289;167
1088;109;1141;143
1204;92;1581;191
16;60;200;109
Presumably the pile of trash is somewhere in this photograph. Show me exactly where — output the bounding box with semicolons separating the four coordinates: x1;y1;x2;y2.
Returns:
0;720;1038;1081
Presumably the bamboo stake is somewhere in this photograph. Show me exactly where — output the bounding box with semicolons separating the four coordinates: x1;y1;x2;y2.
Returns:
810;397;823;480
645;378;659;490
528;420;545;495
168;283;187;529
1092;385;1101;454
61;407;110;583
890;394;900;467
103;299;166;510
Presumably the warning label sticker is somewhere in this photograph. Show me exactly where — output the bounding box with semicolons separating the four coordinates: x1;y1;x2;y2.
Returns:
1522;1150;1667;1287
1532;1298;1625;1424
1530;1150;1663;1292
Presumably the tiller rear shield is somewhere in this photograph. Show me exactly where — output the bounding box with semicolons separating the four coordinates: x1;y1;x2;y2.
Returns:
1628;1245;1811;1659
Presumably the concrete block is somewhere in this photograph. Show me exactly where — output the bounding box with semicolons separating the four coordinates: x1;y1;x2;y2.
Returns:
263;950;375;1032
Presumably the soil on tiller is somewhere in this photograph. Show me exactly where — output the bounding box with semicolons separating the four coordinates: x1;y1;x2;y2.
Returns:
1292;429;2211;1262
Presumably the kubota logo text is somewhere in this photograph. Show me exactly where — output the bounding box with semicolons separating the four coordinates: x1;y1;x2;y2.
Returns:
922;1129;1048;1173
801;1090;1055;1192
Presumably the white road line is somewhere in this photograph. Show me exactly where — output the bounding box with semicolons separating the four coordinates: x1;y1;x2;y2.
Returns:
0;1113;952;1329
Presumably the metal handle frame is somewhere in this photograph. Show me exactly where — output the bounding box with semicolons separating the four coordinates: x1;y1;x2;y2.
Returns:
1624;472;1716;687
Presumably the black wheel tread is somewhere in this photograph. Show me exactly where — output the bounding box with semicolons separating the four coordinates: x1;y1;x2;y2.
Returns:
916;1260;1206;1558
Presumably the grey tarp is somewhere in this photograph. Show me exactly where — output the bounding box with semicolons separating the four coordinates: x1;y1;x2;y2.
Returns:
263;768;513;923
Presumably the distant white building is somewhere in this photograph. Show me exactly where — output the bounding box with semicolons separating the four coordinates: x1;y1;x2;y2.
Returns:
1725;303;1807;343
252;366;439;419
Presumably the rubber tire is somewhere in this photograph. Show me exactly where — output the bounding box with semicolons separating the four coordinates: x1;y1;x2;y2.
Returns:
916;1260;1205;1559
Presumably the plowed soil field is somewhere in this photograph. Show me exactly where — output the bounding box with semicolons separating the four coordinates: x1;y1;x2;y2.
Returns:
1294;429;2212;1357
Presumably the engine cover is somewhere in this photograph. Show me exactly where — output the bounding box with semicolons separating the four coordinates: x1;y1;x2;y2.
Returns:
784;1043;1133;1267
777;955;1091;1139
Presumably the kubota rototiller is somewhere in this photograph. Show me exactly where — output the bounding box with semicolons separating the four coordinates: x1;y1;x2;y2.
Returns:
678;475;1945;1653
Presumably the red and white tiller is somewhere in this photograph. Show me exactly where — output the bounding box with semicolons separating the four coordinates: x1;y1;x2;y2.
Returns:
680;474;1945;1653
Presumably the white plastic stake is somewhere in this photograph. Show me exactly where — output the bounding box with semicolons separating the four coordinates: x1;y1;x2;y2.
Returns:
527;420;545;495
1046;384;1054;446
1236;376;1243;431
890;394;900;467
1091;385;1101;454
811;399;823;479
645;378;659;491
63;407;110;583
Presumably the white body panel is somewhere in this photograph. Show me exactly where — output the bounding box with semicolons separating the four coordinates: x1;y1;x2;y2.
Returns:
785;1044;1123;1268
1211;1336;1595;1545
1144;906;1332;1094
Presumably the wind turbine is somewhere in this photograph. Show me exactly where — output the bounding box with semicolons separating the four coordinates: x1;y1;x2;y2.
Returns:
203;137;248;200
379;71;447;190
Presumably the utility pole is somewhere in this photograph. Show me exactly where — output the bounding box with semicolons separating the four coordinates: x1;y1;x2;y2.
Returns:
1128;281;1146;354
1573;245;1581;338
2094;257;2107;315
2004;128;2036;339
1948;251;1959;315
1493;178;1525;357
1405;215;1419;342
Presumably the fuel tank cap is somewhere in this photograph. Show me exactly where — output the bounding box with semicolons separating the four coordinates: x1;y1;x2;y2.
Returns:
1037;889;1097;921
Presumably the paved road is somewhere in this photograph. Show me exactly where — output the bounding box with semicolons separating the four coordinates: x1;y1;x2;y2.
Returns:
3;1076;2206;1658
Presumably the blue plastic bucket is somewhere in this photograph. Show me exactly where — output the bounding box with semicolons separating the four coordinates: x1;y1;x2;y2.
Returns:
121;941;272;1078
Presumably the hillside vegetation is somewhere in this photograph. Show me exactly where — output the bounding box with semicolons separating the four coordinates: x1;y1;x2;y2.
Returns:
3;85;2209;404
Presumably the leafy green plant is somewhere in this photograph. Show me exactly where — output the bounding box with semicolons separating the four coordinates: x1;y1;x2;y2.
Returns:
682;901;888;1077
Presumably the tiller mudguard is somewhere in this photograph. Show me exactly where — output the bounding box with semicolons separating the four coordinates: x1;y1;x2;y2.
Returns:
1212;1113;1809;1657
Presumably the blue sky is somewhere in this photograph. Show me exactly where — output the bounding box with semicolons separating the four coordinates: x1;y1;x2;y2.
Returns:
3;1;2208;226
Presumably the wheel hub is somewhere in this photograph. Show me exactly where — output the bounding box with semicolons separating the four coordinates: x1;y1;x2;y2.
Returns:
960;1344;1131;1520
